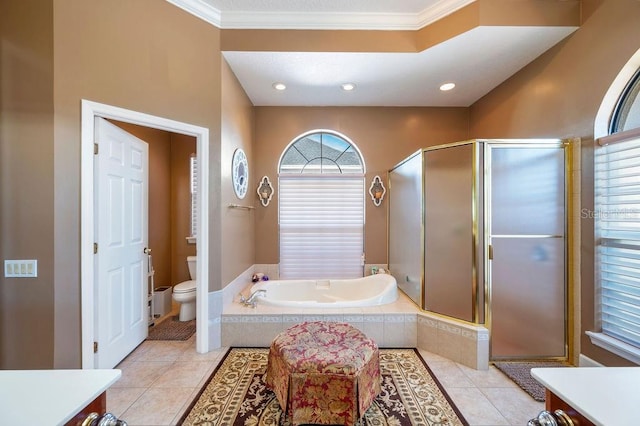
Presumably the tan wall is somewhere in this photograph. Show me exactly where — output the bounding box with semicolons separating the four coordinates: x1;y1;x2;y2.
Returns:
108;122;197;289
253;107;469;265
221;59;255;285
52;0;223;368
469;0;640;366
2;0;634;370
0;0;55;369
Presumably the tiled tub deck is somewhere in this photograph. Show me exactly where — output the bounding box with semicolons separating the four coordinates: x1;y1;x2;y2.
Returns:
221;292;489;370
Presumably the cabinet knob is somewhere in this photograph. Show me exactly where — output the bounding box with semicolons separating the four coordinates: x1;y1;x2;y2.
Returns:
81;412;128;426
528;409;574;426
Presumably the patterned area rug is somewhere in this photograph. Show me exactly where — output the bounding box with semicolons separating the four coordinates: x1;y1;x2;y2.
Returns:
147;316;195;341
179;347;467;426
494;361;571;402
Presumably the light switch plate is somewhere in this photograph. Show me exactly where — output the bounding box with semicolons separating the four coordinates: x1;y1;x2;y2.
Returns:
4;260;37;278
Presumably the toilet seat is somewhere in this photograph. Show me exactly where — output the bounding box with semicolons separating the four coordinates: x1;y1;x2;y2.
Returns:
173;279;196;294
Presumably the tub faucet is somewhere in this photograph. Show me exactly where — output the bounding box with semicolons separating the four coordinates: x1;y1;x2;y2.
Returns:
240;289;266;308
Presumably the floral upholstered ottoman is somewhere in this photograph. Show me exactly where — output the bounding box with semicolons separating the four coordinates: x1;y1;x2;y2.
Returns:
264;321;381;426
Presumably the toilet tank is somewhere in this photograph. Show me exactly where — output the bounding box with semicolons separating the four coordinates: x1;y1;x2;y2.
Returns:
187;256;197;280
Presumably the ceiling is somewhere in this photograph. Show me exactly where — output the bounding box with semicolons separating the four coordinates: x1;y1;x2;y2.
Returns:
168;0;579;107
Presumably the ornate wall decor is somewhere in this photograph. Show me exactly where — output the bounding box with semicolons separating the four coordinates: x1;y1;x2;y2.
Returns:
369;175;386;207
257;176;274;207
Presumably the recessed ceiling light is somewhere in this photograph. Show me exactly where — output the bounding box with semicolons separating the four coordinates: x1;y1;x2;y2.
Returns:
440;82;456;91
341;83;356;91
272;82;286;91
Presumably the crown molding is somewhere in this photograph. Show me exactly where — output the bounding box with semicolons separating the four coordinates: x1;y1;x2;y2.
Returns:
416;0;475;28
166;0;476;30
165;0;222;27
221;11;422;30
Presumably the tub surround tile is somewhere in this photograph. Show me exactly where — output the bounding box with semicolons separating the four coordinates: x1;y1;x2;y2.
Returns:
222;264;254;307
403;319;418;347
341;307;366;314
383;314;405;324
254;264;280;280
364;264;389;275
383;321;406;347
323;314;344;322
343;314;364;322
218;269;489;368
302;315;325;322
416;312;489;370
363;314;385;322
438;326;463;363
221;322;243;347
417;317;439;351
362;321;384;344
282;315;303;323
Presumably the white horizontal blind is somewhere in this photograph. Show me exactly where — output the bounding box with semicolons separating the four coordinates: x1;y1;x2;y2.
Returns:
279;175;364;279
595;130;640;349
190;155;197;237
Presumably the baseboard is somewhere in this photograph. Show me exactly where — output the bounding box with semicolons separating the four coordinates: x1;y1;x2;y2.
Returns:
579;353;604;367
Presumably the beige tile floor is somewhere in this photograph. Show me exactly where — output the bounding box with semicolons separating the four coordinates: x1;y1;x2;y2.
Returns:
108;319;544;425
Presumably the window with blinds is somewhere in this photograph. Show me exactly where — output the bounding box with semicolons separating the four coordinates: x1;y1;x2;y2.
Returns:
279;176;364;279
190;154;197;237
278;131;365;280
595;128;640;350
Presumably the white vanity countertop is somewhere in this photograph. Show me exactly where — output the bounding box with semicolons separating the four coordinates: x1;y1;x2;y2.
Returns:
0;369;121;426
531;367;640;426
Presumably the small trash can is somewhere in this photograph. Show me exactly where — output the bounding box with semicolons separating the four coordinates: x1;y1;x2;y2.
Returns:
153;286;172;317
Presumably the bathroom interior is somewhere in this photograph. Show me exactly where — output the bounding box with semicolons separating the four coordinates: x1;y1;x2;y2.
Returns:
3;2;640;424
108;120;198;326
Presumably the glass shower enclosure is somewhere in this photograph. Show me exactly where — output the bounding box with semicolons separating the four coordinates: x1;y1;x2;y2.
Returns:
388;139;568;360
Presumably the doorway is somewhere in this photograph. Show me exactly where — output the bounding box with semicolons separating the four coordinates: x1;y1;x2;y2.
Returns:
81;100;210;369
486;143;567;360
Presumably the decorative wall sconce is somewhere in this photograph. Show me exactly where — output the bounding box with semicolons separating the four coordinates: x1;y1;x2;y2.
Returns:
369;175;386;207
257;176;274;207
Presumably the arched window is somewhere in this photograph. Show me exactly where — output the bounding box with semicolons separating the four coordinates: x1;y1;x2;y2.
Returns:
279;131;364;174
591;62;640;362
610;69;640;134
278;131;365;279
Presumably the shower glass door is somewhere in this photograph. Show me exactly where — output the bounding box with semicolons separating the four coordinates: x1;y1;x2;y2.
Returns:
389;152;423;306
488;143;567;359
423;143;480;322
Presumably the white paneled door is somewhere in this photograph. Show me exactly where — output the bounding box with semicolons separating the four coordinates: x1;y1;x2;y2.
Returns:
94;117;149;369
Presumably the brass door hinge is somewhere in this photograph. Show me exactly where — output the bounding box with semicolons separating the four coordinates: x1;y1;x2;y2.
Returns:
94;143;99;155
488;244;494;260
94;242;98;254
93;341;98;353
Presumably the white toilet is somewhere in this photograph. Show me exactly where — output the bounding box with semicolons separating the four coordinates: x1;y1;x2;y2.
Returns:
173;256;197;321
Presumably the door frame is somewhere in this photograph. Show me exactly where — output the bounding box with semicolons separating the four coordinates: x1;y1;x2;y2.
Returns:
81;100;210;368
484;139;570;361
